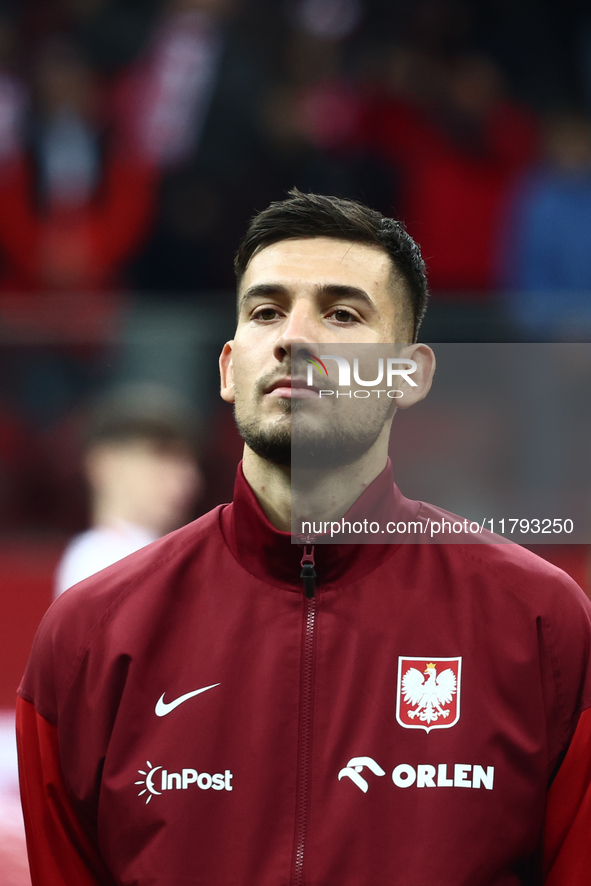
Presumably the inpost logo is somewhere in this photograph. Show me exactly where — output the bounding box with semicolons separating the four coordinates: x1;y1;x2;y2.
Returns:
136;760;233;804
301;349;417;399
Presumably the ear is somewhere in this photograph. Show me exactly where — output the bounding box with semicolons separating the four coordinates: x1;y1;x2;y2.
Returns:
219;341;236;404
394;343;436;410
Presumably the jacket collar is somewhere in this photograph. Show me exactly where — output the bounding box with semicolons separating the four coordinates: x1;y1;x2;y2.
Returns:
220;460;421;592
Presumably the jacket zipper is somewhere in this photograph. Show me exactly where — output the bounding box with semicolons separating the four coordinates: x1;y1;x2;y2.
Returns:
293;547;317;886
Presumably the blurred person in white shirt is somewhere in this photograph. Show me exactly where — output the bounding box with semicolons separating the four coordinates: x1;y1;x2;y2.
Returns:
55;384;202;596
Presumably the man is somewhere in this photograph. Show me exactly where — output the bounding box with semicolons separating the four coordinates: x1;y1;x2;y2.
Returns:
17;191;591;885
54;385;202;596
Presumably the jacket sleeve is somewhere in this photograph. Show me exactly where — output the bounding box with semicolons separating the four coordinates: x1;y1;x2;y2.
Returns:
16;696;116;886
543;705;591;884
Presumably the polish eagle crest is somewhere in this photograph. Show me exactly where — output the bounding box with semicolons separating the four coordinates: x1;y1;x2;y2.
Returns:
396;657;461;732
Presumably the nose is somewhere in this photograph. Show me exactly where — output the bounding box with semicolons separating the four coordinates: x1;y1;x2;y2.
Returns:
273;300;322;363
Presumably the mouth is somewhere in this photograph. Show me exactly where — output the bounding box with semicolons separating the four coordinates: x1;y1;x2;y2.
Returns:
265;377;320;399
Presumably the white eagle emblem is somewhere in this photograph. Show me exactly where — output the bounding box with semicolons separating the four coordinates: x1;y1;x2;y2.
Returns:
396;657;461;732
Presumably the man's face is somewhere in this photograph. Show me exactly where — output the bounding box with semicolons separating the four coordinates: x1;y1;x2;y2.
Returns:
219;237;416;466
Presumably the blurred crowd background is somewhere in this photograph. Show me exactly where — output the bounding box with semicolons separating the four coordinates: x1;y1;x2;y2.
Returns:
2;0;591;879
2;0;591;540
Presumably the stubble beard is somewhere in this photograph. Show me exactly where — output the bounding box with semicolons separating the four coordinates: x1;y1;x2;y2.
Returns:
235;396;391;470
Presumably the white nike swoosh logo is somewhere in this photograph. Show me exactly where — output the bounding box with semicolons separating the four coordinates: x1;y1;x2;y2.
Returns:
155;683;220;717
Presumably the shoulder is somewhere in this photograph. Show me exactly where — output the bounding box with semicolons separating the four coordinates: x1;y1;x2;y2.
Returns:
20;504;229;718
64;505;224;601
416;499;591;615
402;502;591;750
459;541;590;618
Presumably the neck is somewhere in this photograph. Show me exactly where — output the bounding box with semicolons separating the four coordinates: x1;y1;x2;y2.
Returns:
242;428;391;532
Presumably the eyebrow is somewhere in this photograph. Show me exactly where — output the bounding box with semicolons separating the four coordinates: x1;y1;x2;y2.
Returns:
239;283;377;312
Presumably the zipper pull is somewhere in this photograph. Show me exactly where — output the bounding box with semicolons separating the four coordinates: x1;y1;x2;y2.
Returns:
300;545;316;599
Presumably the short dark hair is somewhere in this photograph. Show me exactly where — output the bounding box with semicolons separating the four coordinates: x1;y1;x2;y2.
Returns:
84;384;198;453
234;189;429;340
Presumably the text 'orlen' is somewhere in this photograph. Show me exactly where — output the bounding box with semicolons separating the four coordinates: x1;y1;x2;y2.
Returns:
338;757;494;793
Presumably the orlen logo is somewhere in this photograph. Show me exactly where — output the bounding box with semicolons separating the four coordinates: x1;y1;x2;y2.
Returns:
338;756;494;793
136;760;233;804
301;349;417;399
338;756;386;793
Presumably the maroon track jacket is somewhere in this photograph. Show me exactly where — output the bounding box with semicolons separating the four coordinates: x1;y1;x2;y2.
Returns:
17;464;591;885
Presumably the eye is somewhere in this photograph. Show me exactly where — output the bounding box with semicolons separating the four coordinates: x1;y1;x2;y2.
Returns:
330;308;358;323
253;306;280;321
